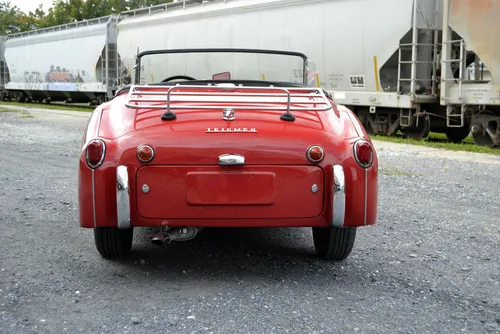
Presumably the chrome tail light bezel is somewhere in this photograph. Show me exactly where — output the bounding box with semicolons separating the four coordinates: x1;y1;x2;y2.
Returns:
353;139;374;169
85;138;106;169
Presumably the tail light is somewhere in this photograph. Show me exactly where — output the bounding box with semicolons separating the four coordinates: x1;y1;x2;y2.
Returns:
137;144;155;163
86;139;106;169
353;139;374;168
306;145;325;163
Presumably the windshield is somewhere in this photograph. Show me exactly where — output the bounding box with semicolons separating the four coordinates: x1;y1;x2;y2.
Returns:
133;49;316;87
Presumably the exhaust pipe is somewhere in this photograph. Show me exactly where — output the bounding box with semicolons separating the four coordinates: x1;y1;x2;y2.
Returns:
150;227;200;245
151;231;168;245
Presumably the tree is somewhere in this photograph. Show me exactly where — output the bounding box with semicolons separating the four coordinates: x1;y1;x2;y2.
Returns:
0;0;175;35
0;1;25;34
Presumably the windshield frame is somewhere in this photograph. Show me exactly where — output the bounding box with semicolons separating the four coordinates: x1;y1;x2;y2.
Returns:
133;48;310;86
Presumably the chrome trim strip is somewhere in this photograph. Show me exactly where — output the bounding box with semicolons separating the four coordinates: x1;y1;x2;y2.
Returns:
332;165;346;227
364;168;368;226
219;154;245;166
92;170;96;227
91;107;103;228
116;165;131;229
95;107;103;138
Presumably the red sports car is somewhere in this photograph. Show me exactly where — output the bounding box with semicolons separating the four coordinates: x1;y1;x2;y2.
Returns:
78;48;378;261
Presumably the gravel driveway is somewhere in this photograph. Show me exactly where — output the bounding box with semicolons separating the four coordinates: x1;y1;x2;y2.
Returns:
0;105;499;333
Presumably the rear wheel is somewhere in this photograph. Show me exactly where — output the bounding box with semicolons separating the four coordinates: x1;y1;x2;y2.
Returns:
312;226;357;261
94;227;134;258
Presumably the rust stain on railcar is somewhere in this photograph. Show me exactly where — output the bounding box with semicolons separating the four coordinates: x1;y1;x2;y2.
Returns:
450;0;500;84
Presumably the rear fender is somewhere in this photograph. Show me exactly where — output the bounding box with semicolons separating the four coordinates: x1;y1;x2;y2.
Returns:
333;103;377;227
339;140;378;228
78;104;137;228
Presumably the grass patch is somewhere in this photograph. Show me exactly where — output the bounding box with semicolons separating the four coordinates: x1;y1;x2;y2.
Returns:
427;131;476;144
18;114;35;119
372;132;500;156
0;107;39;118
0;101;95;113
0;108;36;118
381;167;423;177
0;107;20;112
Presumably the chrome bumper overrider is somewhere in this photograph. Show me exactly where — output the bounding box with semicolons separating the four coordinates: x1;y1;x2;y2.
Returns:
332;165;346;227
116;165;131;229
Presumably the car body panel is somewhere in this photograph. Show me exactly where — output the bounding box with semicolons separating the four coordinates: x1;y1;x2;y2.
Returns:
78;90;378;229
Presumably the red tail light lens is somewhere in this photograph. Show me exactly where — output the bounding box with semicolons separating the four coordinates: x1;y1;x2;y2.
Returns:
137;144;155;163
306;145;325;163
85;139;106;169
353;139;374;168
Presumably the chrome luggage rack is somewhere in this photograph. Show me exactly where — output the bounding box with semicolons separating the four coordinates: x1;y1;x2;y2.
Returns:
124;84;333;121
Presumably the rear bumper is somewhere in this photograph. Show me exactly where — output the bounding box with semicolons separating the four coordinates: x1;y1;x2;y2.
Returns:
116;165;131;229
126;164;346;228
112;164;345;229
80;161;376;229
331;165;346;227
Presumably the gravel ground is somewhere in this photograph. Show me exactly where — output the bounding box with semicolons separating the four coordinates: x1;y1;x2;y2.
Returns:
0;106;499;334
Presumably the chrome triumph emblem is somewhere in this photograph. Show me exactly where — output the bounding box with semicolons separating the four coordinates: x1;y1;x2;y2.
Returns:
206;127;257;133
222;107;235;121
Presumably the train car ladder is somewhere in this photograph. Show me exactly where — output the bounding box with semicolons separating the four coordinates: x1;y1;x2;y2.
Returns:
446;105;465;127
0;61;6;88
396;0;441;101
399;109;412;127
441;38;466;127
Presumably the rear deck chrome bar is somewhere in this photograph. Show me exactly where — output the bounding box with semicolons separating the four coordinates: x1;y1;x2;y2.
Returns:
124;84;333;114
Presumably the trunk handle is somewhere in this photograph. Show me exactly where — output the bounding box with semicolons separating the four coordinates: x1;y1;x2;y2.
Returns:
218;154;245;166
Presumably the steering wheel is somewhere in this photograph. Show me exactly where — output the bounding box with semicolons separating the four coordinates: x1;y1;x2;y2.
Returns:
161;75;197;82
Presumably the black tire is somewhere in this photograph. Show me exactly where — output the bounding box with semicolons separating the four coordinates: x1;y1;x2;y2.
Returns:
94;227;134;258
312;226;357;261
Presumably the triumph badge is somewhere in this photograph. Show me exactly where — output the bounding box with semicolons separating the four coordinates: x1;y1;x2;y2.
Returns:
222;108;235;121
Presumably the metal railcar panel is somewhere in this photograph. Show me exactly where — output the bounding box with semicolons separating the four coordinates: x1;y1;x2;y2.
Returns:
117;0;441;109
440;0;500;146
4;15;118;104
0;36;7;91
448;0;500;85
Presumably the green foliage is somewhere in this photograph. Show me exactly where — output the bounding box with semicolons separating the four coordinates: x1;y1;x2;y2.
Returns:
0;0;174;35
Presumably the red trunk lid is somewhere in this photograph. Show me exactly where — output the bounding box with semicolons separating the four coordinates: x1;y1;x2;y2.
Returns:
128;107;338;166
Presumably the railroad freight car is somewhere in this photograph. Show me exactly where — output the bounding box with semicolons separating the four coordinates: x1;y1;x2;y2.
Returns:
0;36;10;101
4;15;120;105
440;0;500;146
116;0;462;141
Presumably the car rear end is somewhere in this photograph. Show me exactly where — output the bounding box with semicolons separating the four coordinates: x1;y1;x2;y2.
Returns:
81;85;373;228
79;84;378;259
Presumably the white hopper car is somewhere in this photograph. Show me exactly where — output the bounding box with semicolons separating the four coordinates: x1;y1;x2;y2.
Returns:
116;0;451;141
0;0;498;146
440;0;500;146
116;0;500;145
2;15;120;105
